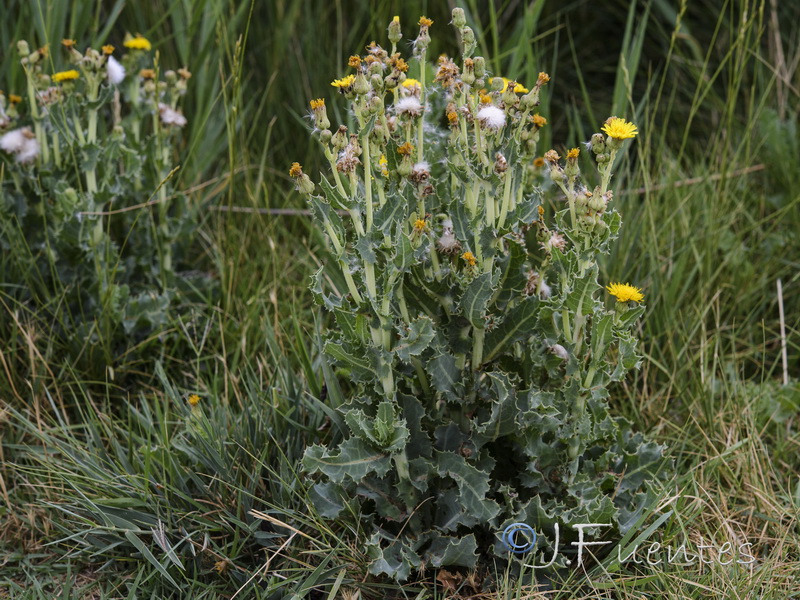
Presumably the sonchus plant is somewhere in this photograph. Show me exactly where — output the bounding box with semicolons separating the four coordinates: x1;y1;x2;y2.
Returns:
298;10;668;581
0;36;198;374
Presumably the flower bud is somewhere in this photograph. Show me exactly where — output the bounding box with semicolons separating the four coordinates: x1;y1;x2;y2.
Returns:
590;132;605;154
368;95;383;114
452;7;467;28
17;40;30;57
460;27;476;57
353;72;370;95
461;58;475;85
388;16;402;44
473;56;485;79
331;125;348;150
310;98;330;130
289;162;315;196
319;129;332;145
370;74;384;92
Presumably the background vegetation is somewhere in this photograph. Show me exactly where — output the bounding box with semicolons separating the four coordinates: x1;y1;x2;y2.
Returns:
1;0;798;597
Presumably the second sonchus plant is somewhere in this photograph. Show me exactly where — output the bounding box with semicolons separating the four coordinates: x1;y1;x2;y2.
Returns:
296;8;668;580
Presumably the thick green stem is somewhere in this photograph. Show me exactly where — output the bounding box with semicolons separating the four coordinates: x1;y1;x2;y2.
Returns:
417;49;426;164
472;327;485;370
496;171;513;230
339;259;363;304
363;136;373;231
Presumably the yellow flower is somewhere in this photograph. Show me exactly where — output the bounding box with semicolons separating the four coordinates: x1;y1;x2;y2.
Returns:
537;72;550;86
124;34;152;51
461;251;477;267
331;74;355;88
187;394;201;406
402;78;420;88
379;154;388;176
494;77;528;94
61;39;77;48
606;282;644;303
309;98;325;110
392;16;400;23
102;44;115;55
413;218;427;231
348;55;361;68
397;142;414;156
52;69;80;82
8;94;22;104
419;16;433;27
601;117;638;140
531;114;547;128
566;147;580;159
533;157;545;168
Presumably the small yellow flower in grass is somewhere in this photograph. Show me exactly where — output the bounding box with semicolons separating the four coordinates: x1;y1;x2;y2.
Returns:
401;78;420;88
102;44;115;55
124;34;152;51
606;282;644;303
461;251;477;267
188;394;201;406
413;218;427;231
52;69;80;83
310;98;325;110
601;117;638;140
531;114;547;128
331;74;355;89
567;148;580;159
8;94;22;104
419;16;433;27
379;154;388;176
61;39;77;48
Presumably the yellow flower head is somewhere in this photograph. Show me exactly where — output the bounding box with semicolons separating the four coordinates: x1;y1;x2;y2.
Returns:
331;74;355;89
309;98;325;110
102;44;115;55
461;251;477;267
537;72;551;86
447;111;458;126
419;16;433;27
188;394;201;406
124;34;152;51
61;39;77;48
531;114;547;128
567;147;580;160
289;162;303;178
348;55;361;68
392;16;400;23
8;94;22;104
494;77;528;94
479;93;493;105
379;154;388;176
606;282;644;303
52;69;80;83
533;157;545;168
413;218;427;231
601;117;638;140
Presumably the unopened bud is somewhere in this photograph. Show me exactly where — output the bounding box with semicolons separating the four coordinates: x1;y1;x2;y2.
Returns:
452;7;467;28
460;27;476;57
473;56;485;79
590;132;605;154
331;125;348;150
388;16;402;44
17;40;30;57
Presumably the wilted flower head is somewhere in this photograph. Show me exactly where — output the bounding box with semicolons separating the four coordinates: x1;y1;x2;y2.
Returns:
158;103;187;127
106;55;126;84
395;96;423;118
0;127;39;163
477;104;505;130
